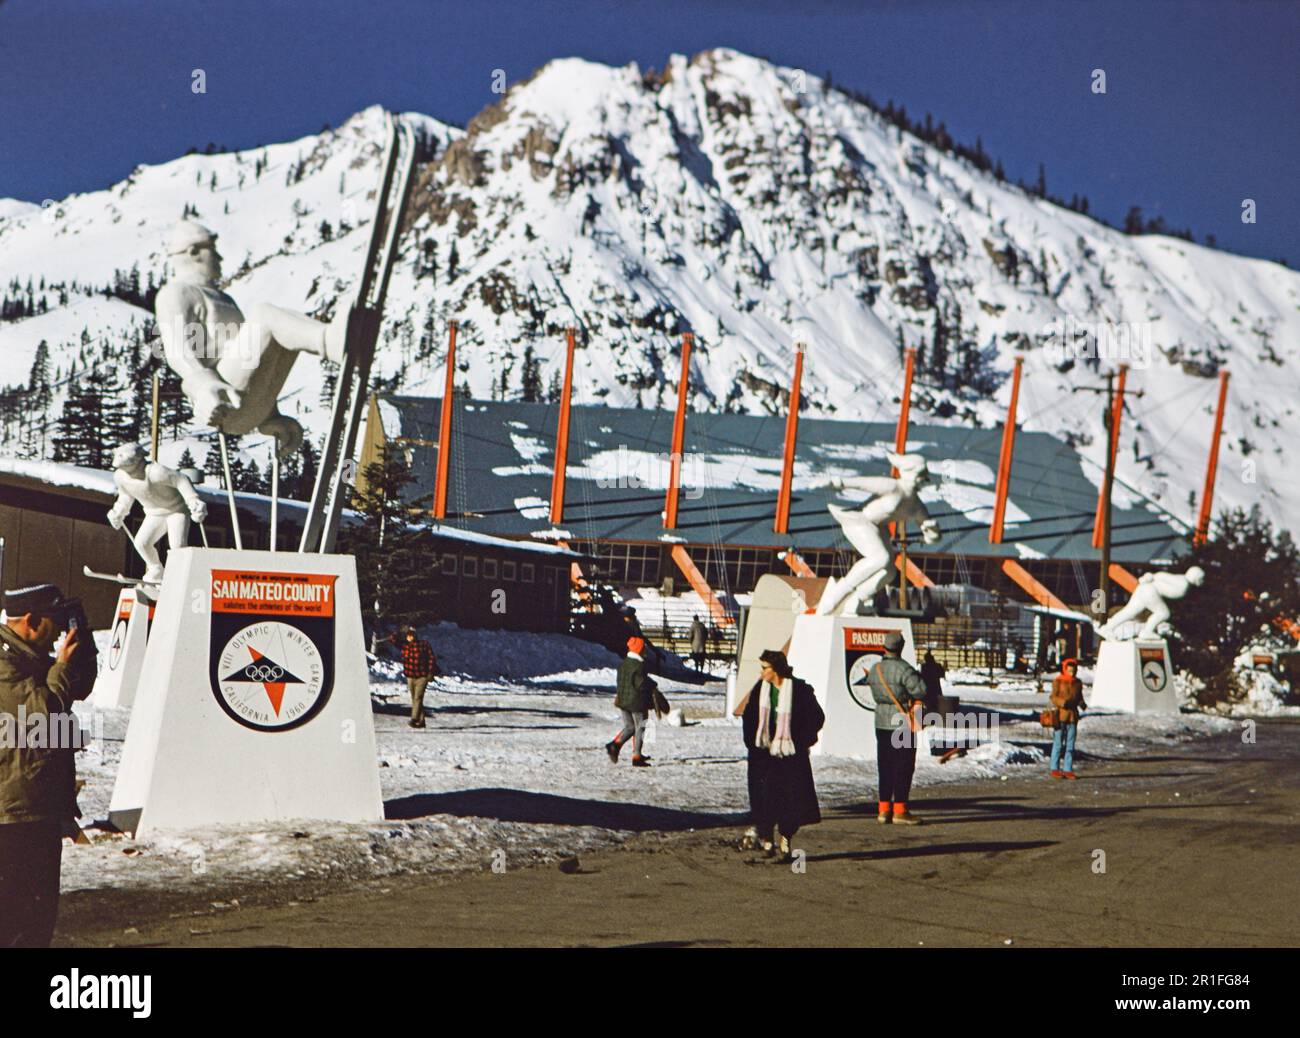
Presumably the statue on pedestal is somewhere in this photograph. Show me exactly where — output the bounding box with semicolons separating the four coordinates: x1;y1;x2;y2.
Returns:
815;452;941;617
107;444;207;583
154;220;354;457
1096;566;1206;641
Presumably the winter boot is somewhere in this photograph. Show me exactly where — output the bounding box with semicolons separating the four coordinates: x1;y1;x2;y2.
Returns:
604;739;622;763
632;755;651;768
1050;769;1064;779
738;826;759;851
778;834;792;862
892;803;922;826
877;800;892;824
1063;771;1077;780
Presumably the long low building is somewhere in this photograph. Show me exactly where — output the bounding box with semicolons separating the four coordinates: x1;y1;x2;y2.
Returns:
361;394;1191;611
0;456;577;631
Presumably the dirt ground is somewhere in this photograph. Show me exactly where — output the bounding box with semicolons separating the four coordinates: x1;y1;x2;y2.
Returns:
55;717;1299;948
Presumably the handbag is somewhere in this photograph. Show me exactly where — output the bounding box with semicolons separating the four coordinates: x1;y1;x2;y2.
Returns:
650;681;670;720
1039;708;1059;728
872;663;919;733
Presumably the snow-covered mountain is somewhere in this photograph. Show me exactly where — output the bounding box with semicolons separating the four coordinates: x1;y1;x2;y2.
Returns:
1;48;1296;532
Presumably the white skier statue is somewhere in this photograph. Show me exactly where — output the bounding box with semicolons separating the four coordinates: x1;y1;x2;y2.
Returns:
107;443;208;583
155;220;354;457
815;452;941;617
1096;566;1206;641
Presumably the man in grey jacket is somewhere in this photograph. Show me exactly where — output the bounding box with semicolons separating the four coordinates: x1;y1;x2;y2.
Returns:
866;630;928;826
0;584;96;947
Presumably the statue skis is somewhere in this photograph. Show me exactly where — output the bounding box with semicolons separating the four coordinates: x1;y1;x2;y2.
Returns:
299;111;418;554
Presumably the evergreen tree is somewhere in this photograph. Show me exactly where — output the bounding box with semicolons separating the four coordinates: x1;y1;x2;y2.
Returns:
51;366;135;468
520;344;543;402
1174;507;1300;704
338;440;441;641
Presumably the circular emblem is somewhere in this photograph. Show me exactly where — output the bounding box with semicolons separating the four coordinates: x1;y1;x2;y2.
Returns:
1141;659;1167;693
847;652;883;710
213;621;328;731
108;619;127;671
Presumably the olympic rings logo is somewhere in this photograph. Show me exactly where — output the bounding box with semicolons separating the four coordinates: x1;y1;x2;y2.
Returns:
246;664;285;682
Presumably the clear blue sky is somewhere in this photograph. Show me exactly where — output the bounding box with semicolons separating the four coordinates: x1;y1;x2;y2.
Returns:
1;0;1296;263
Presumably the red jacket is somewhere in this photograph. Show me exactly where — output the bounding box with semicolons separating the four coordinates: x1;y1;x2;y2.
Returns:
390;635;437;679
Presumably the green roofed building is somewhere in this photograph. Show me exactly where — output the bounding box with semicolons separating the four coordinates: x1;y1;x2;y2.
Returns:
360;394;1191;611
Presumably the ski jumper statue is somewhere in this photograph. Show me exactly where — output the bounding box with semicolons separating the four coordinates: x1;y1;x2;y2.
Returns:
154;220;353;458
1096;566;1205;641
107;443;207;583
816;452;941;617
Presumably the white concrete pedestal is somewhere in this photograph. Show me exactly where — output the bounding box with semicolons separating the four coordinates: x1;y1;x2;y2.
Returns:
90;587;154;710
1090;638;1179;714
109;547;383;836
786;614;917;759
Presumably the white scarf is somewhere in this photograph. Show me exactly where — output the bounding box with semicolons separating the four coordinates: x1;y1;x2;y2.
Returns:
756;679;795;757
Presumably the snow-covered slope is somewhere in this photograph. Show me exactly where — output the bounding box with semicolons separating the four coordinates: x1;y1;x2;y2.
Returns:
1;49;1296;531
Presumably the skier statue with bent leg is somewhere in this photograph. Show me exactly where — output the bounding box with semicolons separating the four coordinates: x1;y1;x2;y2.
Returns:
154;220;355;458
106;443;207;583
815;452;941;617
1096;566;1205;641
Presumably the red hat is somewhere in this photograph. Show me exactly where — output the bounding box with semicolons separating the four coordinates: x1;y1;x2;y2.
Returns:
627;636;645;655
1061;657;1079;673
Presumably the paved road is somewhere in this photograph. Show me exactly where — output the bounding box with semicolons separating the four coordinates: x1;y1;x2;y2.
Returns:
58;717;1299;947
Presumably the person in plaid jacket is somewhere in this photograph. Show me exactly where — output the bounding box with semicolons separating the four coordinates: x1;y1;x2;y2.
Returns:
388;627;439;728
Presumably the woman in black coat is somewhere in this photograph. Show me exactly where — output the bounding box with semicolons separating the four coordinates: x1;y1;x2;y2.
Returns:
738;649;825;861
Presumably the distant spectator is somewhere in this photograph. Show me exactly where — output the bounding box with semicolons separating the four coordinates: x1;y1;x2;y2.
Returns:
735;649;824;861
1049;658;1086;780
919;649;946;712
866;631;928;825
607;636;654;767
388;627;438;729
689;615;707;669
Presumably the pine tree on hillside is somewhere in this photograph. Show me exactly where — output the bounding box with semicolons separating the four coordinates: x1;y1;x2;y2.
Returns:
51;366;135;468
520;345;543;402
338;440;440;643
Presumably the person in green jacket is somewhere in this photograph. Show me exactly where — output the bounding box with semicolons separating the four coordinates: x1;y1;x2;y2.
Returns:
0;584;96;947
865;631;928;825
605;635;655;767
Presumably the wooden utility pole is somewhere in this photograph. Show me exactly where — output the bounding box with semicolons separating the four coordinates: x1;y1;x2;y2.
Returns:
1073;373;1144;620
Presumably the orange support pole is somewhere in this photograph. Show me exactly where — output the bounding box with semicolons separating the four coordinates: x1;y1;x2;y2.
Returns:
989;355;1023;543
1001;559;1068;611
549;327;577;524
774;342;805;534
781;550;815;578
1108;563;1139;594
894;555;934;588
432;320;458;520
663;332;692;529
1194;369;1231;545
894;346;917;461
670;544;730;625
1091;363;1128;548
888;346;918;539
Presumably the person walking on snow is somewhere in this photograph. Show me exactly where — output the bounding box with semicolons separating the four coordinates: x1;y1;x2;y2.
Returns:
1048;658;1086;779
689;615;707;670
867;631;928;825
606;636;654;767
919;649;946;713
389;627;438;729
737;649;824;861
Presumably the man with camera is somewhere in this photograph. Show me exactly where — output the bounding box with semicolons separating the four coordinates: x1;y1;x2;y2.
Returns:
0;583;96;947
